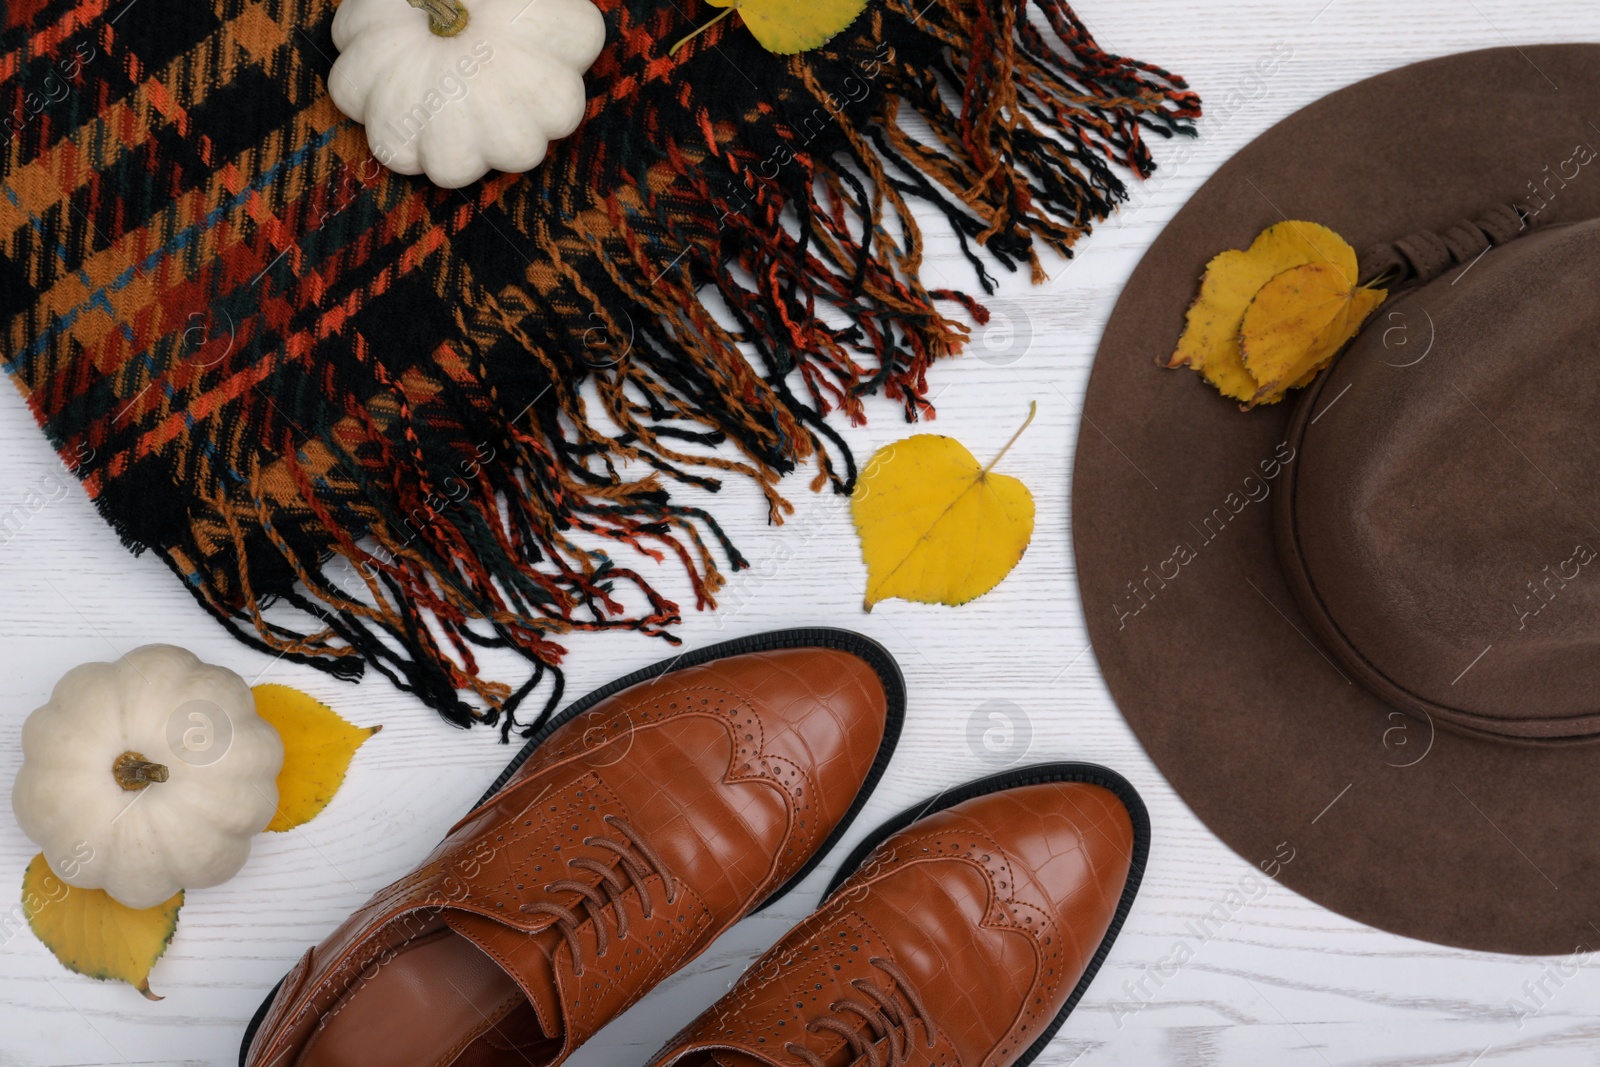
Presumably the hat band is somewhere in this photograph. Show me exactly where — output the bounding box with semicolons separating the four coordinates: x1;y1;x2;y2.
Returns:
1356;200;1542;287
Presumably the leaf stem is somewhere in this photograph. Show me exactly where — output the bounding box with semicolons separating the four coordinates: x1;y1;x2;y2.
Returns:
669;4;737;57
982;401;1037;474
1360;265;1398;291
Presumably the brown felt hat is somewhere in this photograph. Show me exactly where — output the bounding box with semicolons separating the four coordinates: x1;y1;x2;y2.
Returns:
1073;44;1600;954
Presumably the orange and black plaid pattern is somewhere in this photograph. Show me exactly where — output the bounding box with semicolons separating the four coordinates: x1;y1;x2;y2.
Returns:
0;0;1198;734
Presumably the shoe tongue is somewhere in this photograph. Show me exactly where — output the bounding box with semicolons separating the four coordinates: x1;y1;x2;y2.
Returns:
444;909;567;1046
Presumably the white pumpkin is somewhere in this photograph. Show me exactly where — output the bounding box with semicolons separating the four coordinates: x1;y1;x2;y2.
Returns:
328;0;606;188
11;645;284;910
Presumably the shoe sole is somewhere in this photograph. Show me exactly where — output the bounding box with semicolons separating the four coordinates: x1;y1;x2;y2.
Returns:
240;627;905;1066
819;761;1151;1067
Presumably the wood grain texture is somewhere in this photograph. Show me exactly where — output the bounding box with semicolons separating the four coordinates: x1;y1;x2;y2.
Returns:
4;1;1600;1063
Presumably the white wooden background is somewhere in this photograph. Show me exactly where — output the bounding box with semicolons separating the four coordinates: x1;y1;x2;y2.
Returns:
5;2;1600;1064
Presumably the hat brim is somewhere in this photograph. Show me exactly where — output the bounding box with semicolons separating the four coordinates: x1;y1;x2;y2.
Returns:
1073;44;1600;954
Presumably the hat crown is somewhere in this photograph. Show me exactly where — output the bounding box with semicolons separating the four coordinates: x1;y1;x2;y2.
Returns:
1280;218;1600;742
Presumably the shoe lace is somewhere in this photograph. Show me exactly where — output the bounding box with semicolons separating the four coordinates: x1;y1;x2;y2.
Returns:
784;956;935;1067
519;815;676;976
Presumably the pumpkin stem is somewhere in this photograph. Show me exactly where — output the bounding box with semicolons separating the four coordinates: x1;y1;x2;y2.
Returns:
669;4;737;58
407;0;469;37
113;751;170;791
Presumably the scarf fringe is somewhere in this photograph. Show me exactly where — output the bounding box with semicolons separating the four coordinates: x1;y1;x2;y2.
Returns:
170;0;1198;738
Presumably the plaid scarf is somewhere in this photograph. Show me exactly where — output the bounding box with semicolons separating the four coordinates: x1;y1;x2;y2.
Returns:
0;0;1198;736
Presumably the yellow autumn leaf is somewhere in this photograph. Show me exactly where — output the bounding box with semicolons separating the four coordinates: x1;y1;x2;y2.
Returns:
851;403;1036;610
1165;221;1360;403
1240;262;1386;404
252;685;380;833
672;0;867;56
22;853;182;1001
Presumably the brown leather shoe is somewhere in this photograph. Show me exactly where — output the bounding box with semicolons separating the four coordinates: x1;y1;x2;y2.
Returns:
650;763;1147;1067
240;630;903;1067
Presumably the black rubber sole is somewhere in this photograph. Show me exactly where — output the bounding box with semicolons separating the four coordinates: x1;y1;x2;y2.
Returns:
240;627;905;1067
820;761;1151;1067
